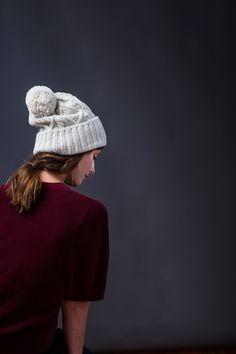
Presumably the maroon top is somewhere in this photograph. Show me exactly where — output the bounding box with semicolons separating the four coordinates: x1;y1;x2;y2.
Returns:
0;182;109;354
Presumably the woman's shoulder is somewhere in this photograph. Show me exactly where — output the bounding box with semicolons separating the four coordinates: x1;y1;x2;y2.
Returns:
65;189;109;229
67;188;108;214
0;183;6;192
0;183;9;199
72;191;107;212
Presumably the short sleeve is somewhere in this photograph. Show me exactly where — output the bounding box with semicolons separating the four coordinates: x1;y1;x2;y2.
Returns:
64;201;109;301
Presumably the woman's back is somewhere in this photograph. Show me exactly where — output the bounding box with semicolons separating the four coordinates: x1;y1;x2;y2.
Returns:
0;182;109;354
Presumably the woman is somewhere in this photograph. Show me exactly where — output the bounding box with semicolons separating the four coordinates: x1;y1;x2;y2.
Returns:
0;86;109;354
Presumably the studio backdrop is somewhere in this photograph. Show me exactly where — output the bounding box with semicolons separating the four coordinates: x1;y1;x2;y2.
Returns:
0;0;235;351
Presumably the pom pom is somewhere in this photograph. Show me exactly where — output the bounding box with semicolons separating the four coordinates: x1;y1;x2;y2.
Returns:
25;86;57;117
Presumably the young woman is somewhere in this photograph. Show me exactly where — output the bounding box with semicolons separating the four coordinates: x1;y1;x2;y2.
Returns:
0;86;109;354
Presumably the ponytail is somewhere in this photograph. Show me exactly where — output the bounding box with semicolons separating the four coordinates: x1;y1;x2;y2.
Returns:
4;152;84;214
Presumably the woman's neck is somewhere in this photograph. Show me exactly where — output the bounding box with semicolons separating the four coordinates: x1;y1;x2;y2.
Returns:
38;170;67;183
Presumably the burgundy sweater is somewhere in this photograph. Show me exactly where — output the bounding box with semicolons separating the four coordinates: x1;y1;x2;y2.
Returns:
0;181;109;354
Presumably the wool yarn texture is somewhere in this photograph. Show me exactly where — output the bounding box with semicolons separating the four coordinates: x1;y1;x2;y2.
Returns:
25;85;107;155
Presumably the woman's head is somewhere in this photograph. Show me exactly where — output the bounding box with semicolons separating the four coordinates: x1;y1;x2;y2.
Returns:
27;147;104;187
4;84;107;214
64;148;103;186
4;146;104;214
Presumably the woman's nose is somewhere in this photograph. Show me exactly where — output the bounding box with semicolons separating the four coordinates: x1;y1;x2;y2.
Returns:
89;166;95;175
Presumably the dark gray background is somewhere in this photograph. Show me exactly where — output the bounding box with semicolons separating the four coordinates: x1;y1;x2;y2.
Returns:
0;0;235;351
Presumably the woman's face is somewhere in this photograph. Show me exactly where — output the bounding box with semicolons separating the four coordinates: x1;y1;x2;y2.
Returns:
67;148;102;186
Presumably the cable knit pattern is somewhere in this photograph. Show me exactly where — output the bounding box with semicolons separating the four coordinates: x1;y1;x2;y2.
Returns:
25;85;107;155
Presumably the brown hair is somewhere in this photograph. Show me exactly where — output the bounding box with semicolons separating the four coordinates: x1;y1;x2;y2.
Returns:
4;151;88;215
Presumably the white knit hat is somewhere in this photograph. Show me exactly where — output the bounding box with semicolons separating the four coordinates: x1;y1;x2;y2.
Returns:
25;85;107;155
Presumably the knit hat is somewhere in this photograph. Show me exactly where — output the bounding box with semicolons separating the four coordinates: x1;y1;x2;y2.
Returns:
25;85;107;155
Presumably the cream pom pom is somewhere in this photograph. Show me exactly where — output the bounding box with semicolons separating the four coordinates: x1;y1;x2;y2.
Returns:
25;85;57;117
